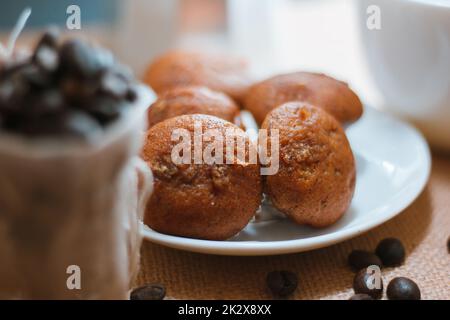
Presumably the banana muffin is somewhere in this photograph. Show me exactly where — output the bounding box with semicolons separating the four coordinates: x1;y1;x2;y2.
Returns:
147;86;240;128
142;114;262;240
144;51;252;104
261;102;356;227
244;72;363;125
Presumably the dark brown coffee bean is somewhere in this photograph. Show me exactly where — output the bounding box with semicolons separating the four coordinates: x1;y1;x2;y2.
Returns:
59;40;104;78
87;96;123;125
92;47;115;70
60;77;98;103
387;277;421;300
447;236;450;254
100;71;128;99
125;87;137;102
266;270;298;297
0;81;14;104
35;46;59;72
353;268;383;299
20;64;51;88
130;284;166;300
30;90;64;115
348;250;382;272
349;293;374;300
60;111;102;137
35;27;60;50
375;238;405;267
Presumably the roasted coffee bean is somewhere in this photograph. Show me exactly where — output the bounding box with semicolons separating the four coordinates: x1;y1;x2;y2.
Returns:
35;27;60;50
349;293;374;300
87;96;123;125
348;250;382;271
61;111;103;138
35;46;59;72
130;284;166;300
19;64;52;88
61;77;98;103
125;87;137;102
0;81;14;104
375;238;405;267
447;236;450;253
60;40;104;78
266;270;298;297
92;47;115;70
100;71;128;99
353;268;383;299
29;90;64;115
387;277;421;300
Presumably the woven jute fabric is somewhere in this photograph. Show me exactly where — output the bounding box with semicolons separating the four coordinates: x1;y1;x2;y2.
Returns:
136;153;450;300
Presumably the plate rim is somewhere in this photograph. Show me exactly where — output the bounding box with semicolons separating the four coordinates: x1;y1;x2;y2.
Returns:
141;106;432;256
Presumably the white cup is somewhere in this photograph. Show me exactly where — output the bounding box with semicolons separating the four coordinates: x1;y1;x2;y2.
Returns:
357;0;450;151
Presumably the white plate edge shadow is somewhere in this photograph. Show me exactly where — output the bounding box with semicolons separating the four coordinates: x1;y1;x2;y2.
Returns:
140;106;432;256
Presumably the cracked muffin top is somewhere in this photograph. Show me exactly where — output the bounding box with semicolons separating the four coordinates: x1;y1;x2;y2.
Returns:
261;102;356;227
147;86;240;128
144;51;252;104
141;114;262;240
244;72;363;125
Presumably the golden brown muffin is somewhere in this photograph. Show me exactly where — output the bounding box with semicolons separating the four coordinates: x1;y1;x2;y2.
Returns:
261;102;356;227
147;86;240;128
244;72;363;125
144;51;252;104
142;114;262;240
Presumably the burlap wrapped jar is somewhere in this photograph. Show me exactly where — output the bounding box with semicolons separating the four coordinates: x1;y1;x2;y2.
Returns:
0;85;155;299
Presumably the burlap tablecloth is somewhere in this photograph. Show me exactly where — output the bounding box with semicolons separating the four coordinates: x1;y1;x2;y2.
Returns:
136;153;450;300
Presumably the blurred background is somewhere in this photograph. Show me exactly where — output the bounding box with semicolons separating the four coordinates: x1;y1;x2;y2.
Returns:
0;0;381;108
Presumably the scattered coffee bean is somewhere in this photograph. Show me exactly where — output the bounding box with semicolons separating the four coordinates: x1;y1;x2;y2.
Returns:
349;293;374;300
130;284;166;300
266;270;298;297
348;250;382;272
387;277;421;300
353;268;383;299
375;238;405;267
447;236;450;254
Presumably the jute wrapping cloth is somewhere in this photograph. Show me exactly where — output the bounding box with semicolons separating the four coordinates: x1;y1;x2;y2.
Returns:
136;153;450;300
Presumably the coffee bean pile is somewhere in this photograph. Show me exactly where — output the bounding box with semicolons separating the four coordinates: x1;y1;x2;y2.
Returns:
0;28;138;139
347;237;421;300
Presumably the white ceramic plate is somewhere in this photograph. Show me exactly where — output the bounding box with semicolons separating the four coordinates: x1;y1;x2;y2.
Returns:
141;106;431;256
